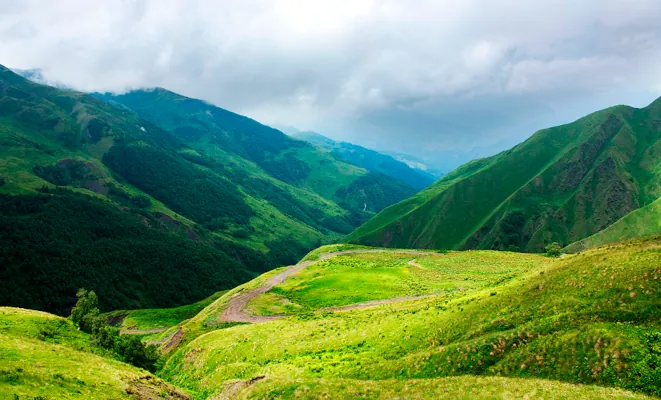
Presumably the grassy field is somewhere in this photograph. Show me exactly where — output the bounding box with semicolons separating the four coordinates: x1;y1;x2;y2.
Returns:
238;376;654;399
159;240;661;399
248;250;546;314
105;290;227;331
0;307;188;399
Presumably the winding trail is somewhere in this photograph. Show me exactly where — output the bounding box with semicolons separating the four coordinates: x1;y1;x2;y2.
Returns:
220;249;442;323
120;327;168;335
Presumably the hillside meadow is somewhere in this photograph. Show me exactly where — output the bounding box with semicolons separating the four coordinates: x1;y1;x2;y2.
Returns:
154;241;661;399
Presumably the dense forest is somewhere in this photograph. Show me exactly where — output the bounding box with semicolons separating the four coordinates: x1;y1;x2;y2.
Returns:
0;190;268;315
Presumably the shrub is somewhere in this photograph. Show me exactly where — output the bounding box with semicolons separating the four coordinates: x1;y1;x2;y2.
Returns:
545;242;562;257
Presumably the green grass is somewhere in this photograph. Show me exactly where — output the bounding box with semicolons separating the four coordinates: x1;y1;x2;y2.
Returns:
251;251;545;314
238;376;654;399
106;290;228;331
0;307;188;399
246;292;303;316
159;240;661;399
300;244;373;261
566;196;661;252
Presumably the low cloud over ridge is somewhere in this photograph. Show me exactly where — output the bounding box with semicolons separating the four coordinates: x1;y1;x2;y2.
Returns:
2;0;660;170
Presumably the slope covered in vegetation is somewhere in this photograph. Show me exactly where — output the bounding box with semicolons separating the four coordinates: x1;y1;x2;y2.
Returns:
0;307;189;399
96;89;416;218
0;64;415;314
348;97;661;252
157;240;661;399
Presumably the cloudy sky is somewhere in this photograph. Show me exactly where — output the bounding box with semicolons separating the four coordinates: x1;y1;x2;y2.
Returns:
2;0;661;171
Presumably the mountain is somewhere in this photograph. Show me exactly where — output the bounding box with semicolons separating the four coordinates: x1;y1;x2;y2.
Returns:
347;96;661;251
12;68;71;89
0;65;414;314
290;131;436;189
94;89;416;217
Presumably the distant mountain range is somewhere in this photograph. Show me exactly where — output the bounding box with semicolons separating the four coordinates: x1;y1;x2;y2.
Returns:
289;130;437;190
348;96;661;252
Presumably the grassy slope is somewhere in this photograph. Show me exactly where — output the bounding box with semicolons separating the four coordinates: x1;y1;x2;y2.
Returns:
0;307;188;399
565;198;661;252
240;376;652;400
292;130;435;190
106;290;228;331
159;240;661;399
348;98;661;252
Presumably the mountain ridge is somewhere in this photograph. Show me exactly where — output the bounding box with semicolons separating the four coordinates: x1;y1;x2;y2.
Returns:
347;97;661;252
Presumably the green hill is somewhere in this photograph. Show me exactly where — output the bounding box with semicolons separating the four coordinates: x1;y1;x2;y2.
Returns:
0;64;414;314
155;240;661;399
291;130;435;189
0;307;189;399
347;97;661;252
565;197;661;252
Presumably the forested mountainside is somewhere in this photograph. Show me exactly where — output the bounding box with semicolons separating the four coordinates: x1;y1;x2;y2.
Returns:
0;65;413;314
347;96;661;252
95;89;416;217
290;130;435;190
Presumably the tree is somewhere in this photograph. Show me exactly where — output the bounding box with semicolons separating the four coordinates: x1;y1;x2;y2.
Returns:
70;289;104;333
545;242;562;258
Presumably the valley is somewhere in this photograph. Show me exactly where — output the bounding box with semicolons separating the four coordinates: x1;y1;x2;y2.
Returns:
4;4;661;400
1;47;661;400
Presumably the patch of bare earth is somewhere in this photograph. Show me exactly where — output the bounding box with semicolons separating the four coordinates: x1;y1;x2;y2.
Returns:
211;376;266;400
126;375;191;400
161;328;184;353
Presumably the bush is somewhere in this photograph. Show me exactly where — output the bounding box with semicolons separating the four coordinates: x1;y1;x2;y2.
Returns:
545;242;562;257
114;334;159;371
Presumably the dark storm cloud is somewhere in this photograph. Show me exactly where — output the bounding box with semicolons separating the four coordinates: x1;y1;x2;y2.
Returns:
1;0;661;170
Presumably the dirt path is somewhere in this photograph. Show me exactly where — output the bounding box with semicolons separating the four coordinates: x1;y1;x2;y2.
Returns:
220;249;442;323
407;259;424;268
321;293;436;312
120;327;169;335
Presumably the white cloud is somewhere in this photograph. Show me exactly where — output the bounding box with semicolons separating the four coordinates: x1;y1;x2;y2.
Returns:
1;0;661;169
